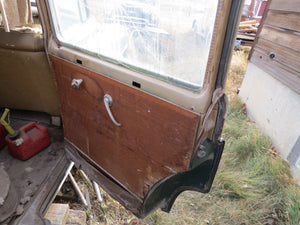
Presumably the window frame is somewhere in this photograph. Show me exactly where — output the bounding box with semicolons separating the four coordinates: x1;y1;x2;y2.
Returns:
47;0;220;92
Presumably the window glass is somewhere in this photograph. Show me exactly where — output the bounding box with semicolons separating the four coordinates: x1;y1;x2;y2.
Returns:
244;0;252;6
49;0;218;90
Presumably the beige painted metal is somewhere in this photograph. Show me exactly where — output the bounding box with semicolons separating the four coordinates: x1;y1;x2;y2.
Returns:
39;0;233;115
0;28;61;115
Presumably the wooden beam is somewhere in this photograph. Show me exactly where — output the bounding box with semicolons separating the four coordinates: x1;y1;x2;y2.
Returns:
264;10;300;32
249;0;273;59
269;0;300;12
256;38;300;72
260;26;300;52
0;0;10;32
44;204;69;225
66;210;86;225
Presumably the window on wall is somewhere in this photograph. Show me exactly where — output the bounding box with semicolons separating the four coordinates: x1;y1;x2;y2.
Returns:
49;0;218;91
244;0;252;6
0;0;41;32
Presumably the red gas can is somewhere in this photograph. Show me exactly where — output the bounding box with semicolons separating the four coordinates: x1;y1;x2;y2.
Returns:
0;124;7;148
6;122;50;160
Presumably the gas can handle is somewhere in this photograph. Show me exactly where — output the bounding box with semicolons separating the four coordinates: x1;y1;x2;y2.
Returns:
19;122;36;132
0;108;15;135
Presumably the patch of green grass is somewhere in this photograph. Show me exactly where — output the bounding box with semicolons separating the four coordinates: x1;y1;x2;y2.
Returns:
286;187;300;224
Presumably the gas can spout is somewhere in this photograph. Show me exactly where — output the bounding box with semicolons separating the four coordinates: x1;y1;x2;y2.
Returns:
0;108;19;139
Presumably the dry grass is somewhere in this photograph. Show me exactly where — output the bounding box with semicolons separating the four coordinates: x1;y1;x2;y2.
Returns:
57;47;300;225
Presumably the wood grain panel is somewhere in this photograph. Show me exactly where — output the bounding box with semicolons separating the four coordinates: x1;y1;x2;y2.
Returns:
256;38;300;73
248;0;272;59
269;0;300;12
260;26;300;52
264;10;300;32
49;55;200;198
251;50;300;94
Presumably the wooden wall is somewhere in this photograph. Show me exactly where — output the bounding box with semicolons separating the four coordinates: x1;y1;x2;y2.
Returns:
250;0;300;94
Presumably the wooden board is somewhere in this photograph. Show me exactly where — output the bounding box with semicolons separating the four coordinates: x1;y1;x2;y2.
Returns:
264;10;300;32
269;0;300;12
260;26;300;52
66;209;86;225
44;204;69;225
250;1;300;94
248;0;272;59
49;55;200;198
251;50;300;94
256;38;300;73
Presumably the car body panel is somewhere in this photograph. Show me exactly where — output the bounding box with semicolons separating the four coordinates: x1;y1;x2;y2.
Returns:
0;0;243;222
49;54;200;199
39;0;243;218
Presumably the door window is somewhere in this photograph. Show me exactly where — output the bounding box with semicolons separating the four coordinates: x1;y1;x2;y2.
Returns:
49;0;218;91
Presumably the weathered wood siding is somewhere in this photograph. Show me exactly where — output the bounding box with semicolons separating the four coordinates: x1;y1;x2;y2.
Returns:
250;0;300;94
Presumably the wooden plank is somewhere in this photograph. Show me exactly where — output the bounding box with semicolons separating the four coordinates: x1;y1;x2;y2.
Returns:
249;0;272;59
259;26;300;52
239;24;257;28
269;0;300;12
256;38;300;73
265;10;300;32
237;34;256;40
240;20;257;26
66;209;86;225
251;50;300;94
238;28;257;33
44;204;69;225
49;55;200;199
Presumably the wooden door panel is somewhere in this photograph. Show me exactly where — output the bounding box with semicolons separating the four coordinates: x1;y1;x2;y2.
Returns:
49;55;200;198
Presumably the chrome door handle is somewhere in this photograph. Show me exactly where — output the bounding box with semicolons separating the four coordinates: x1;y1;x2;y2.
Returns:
71;79;83;89
103;94;121;127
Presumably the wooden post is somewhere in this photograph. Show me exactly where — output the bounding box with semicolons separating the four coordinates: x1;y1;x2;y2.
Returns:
0;0;10;32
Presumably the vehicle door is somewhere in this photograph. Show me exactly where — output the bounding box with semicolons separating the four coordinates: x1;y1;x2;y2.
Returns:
38;0;242;218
